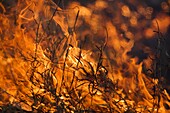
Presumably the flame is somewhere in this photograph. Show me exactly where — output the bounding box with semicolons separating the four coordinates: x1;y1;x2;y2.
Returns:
0;0;169;112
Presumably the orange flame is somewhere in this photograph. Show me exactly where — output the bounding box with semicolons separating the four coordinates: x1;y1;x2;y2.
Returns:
0;0;169;112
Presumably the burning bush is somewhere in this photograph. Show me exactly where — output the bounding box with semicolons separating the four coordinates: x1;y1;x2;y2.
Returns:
0;0;169;112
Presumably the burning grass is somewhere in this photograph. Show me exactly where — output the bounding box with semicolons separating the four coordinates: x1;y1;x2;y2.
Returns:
0;0;170;112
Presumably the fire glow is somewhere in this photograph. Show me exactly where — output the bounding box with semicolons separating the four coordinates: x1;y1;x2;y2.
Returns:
0;0;170;112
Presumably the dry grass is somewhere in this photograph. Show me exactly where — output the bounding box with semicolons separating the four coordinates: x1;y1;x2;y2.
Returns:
0;0;169;113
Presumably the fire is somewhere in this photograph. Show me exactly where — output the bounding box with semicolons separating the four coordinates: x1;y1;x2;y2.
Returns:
0;0;170;112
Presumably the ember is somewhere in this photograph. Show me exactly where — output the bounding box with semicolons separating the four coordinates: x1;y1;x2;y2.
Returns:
0;0;170;112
